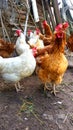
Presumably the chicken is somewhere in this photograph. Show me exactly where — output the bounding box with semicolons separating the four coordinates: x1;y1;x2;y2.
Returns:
39;20;53;46
36;22;69;96
27;29;34;40
27;29;39;45
15;29;30;55
0;39;15;58
67;33;73;52
0;39;36;92
27;28;44;49
15;29;38;57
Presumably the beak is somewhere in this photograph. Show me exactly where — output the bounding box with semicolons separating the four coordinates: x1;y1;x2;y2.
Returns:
14;45;16;48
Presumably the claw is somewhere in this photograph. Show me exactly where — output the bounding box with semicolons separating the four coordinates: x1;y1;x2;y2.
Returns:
15;82;23;92
44;83;58;96
44;83;52;91
51;84;59;96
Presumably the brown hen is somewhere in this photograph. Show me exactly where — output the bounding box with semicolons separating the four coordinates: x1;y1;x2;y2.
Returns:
36;22;69;96
67;33;73;52
39;20;53;46
0;39;15;58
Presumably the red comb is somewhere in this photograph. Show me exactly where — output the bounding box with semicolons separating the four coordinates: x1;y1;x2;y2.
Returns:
55;24;62;31
42;20;47;27
27;30;32;36
16;29;22;33
63;22;69;29
16;29;22;35
55;22;69;32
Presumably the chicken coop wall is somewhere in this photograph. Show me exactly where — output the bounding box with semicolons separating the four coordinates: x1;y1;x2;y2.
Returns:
0;0;8;9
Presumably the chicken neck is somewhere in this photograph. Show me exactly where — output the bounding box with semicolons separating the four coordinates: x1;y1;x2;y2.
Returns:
52;32;66;54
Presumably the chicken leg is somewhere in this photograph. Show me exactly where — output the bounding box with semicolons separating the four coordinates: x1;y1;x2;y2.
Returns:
44;83;58;96
44;82;52;91
15;82;22;92
52;83;56;96
51;83;59;96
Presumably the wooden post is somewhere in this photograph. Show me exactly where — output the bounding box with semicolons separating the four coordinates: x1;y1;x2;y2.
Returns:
44;0;56;30
31;0;43;33
52;0;62;25
31;0;39;22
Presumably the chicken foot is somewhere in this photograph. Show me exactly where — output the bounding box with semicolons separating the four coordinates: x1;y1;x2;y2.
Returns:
52;84;56;96
44;83;58;96
44;83;52;91
51;83;59;96
15;82;23;92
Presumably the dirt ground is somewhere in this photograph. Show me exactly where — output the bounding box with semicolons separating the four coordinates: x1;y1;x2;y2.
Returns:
0;62;73;130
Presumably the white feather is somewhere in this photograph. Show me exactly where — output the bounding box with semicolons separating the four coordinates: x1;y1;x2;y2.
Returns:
16;32;30;55
0;48;36;83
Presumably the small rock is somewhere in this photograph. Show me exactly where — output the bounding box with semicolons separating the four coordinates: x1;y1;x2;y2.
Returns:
43;113;53;120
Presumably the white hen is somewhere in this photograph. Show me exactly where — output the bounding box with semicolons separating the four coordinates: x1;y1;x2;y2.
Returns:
28;29;39;44
15;30;30;55
0;36;36;92
28;29;44;49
